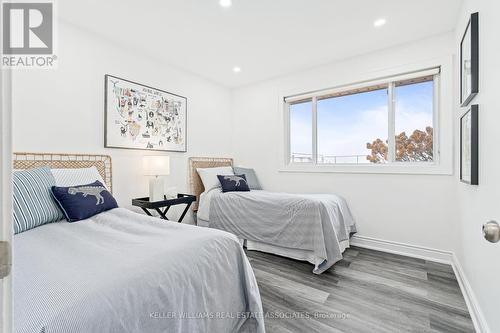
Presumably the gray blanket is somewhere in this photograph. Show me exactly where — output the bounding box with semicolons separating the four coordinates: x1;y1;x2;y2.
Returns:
14;208;264;333
209;190;356;274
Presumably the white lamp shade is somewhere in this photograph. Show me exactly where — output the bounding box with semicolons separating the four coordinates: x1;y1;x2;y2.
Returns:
143;156;170;176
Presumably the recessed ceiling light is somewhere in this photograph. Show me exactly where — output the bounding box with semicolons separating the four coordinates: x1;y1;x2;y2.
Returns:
374;18;386;27
219;0;232;8
233;66;241;73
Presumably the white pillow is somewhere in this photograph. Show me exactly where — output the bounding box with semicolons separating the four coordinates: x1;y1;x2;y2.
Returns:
51;167;107;188
196;166;234;191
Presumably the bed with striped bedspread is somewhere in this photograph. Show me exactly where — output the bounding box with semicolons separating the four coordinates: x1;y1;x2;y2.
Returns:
13;208;264;333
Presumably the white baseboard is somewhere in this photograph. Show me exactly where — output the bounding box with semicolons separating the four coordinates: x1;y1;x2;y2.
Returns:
451;254;490;333
350;235;489;333
350;235;453;264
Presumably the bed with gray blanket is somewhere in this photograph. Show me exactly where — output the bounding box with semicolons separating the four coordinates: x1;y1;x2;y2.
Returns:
14;208;264;333
197;189;357;274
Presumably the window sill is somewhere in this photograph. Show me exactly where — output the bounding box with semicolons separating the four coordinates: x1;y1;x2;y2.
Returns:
279;163;453;176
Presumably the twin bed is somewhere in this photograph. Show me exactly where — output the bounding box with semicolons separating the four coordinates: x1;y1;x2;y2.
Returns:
189;157;357;274
15;208;262;333
13;153;356;333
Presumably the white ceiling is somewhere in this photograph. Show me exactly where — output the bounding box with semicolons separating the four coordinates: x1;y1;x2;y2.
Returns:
59;0;462;88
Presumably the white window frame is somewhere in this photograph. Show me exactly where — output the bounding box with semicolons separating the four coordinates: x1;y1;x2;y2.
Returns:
282;67;448;175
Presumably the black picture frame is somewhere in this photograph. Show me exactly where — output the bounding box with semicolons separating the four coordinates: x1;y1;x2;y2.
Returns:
460;12;479;107
104;74;188;152
460;104;478;185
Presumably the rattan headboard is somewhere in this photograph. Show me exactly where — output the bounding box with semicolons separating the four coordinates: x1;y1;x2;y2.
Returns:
13;152;113;192
189;157;233;211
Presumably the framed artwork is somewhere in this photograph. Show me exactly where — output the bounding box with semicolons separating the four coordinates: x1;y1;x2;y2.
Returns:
104;75;187;152
460;12;479;107
460;104;478;185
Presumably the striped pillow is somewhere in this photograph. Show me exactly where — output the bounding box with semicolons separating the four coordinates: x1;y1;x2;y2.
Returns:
13;167;64;234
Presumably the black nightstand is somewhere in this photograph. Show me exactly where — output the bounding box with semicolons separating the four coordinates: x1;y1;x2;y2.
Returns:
132;194;196;222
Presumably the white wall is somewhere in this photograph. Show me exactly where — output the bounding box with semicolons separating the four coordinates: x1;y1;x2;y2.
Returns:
11;21;233;222
454;1;500;332
231;33;458;252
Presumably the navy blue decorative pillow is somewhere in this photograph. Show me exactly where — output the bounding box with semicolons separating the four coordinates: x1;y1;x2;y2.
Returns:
51;181;118;222
217;174;250;193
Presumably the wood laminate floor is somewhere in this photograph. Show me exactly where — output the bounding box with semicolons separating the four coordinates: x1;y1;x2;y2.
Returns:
246;246;474;333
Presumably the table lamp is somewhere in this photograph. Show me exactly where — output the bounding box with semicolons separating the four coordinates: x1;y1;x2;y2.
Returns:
143;155;170;202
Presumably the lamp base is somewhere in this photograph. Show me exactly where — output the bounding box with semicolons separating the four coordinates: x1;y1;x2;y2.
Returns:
149;177;165;202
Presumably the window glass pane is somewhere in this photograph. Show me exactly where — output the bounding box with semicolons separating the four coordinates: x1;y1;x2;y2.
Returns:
394;80;434;162
289;101;312;163
317;88;388;164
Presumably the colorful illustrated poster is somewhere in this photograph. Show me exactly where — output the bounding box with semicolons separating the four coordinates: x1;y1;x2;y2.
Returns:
105;75;187;152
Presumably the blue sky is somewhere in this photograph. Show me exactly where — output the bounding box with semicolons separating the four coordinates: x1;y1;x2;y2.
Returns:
290;81;433;162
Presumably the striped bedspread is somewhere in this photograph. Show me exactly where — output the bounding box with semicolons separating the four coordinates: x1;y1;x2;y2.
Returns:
207;190;357;274
14;208;264;333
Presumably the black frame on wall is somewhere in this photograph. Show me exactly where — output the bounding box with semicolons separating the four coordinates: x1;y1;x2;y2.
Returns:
460;12;479;107
460;104;479;185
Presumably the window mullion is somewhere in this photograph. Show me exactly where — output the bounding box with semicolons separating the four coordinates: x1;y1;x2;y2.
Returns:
312;97;318;165
285;102;291;165
388;82;396;163
433;74;440;164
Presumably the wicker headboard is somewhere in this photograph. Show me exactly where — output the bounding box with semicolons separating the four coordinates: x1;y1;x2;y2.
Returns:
188;157;233;211
13;152;113;192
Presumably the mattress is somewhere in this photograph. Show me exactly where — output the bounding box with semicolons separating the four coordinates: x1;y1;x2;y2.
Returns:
14;208;264;333
197;189;356;274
